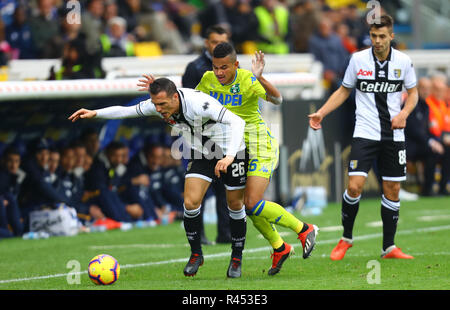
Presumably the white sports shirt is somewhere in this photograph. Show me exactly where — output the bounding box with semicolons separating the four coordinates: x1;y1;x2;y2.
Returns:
94;88;246;157
342;47;417;142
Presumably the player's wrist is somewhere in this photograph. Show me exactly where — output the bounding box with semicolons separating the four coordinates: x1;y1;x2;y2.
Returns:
398;109;409;119
224;154;235;161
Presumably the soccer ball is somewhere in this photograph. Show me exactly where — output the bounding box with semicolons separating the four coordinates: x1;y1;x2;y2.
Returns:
88;254;120;285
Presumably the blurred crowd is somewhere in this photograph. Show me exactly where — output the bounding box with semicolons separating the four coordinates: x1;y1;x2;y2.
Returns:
0;129;187;238
0;0;408;80
405;73;450;197
0;0;448;239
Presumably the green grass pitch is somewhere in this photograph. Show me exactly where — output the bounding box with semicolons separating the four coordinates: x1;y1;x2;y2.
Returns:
0;196;449;290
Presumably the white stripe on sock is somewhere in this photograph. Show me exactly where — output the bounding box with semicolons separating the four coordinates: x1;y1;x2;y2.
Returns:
343;190;361;205
228;206;246;220
183;204;201;218
381;195;400;211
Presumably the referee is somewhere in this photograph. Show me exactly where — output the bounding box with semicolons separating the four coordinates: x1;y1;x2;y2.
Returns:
309;15;418;260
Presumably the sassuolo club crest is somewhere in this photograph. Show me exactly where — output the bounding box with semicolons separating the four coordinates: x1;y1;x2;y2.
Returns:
230;84;240;94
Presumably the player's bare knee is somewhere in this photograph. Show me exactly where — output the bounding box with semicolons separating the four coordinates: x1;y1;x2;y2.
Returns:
347;183;363;198
244;196;261;210
227;199;244;211
183;196;202;210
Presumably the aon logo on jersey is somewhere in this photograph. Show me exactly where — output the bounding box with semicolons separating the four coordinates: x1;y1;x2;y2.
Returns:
209;91;243;106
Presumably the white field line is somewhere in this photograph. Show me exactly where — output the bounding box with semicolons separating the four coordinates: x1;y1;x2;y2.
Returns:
0;224;449;285
89;244;190;250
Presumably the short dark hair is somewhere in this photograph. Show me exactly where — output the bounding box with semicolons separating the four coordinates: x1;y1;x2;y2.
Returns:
205;25;228;39
2;146;20;159
105;141;126;155
149;78;177;97
143;143;163;156
213;42;237;62
369;14;394;32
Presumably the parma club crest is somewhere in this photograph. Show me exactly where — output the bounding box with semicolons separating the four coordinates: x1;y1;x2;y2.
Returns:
349;160;358;170
230;84;240;94
394;69;402;78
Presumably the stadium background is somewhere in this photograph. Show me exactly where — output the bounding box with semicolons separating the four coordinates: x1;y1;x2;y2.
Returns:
0;0;449;228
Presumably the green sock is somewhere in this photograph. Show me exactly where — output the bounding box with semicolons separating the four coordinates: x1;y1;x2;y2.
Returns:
250;200;304;234
248;214;284;249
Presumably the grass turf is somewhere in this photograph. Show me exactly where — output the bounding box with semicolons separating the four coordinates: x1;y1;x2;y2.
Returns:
0;196;449;290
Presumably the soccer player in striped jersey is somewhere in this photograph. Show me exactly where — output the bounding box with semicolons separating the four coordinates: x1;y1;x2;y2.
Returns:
69;77;248;278
309;15;418;260
137;45;319;276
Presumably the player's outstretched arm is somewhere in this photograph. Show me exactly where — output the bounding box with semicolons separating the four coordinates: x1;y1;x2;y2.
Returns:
251;51;283;105
308;85;352;130
68;108;97;122
137;73;156;92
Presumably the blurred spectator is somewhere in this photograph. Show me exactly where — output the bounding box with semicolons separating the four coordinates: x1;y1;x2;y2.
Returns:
49;37;98;79
253;0;290;54
5;5;38;59
103;0;119;26
56;145;105;222
165;0;198;43
405;77;443;196
425;74;450;195
427;75;449;139
80;0;104;57
308;16;349;91
335;22;357;54
116;0;140;34
83;152;93;172
160;143;183;220
48;147;60;185
71;140;87;177
100;16;135;57
198;0;233;37
127;142;175;223
59;9;83;44
29;0;62;58
232;0;259;49
0;146;24;238
344;4;369;50
290;0;320;53
0;17;14;65
18;138;69;230
182;24;229;88
198;0;258;51
80;127;100;158
119;142;159;225
78;0;107;77
84;141;141;223
117;0;188;54
0;0;19;28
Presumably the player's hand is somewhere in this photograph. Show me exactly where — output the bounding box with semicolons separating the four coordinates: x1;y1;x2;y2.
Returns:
251;50;265;79
308;112;323;130
68;108;97;122
137;74;155;92
214;155;235;178
391;111;408;129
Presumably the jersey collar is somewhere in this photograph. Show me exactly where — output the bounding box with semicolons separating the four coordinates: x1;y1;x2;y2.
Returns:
371;46;393;63
221;70;238;86
173;89;187;121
